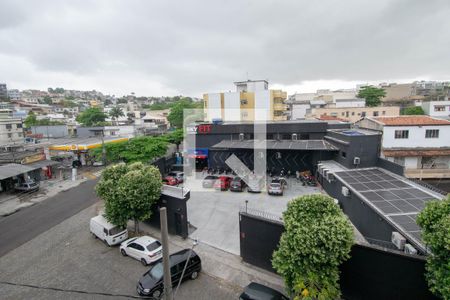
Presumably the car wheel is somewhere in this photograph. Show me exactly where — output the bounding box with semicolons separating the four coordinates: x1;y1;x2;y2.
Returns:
141;258;148;266
120;249;127;256
92;232;97;239
152;289;162;299
190;271;199;280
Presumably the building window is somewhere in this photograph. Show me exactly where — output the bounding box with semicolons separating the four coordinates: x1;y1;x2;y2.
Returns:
425;129;439;138
331;113;338;117
241;111;248;118
382;111;386;115
7;133;12;138
240;99;248;105
341;151;347;158
17;123;22;129
341;112;345;116
351;112;355;116
434;105;445;112
373;111;379;116
361;112;366;117
5;124;12;129
394;130;409;139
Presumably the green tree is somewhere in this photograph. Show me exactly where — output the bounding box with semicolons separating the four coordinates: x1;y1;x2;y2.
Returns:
109;106;125;125
41;96;52;105
357;86;386;107
401;106;425;115
168;100;203;128
416;196;450;299
272;194;354;299
76;107;107;126
95;162;162;233
24;111;37;128
61;100;77;108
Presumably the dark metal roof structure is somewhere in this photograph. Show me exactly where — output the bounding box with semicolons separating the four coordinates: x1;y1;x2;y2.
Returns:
211;139;338;151
333;168;441;253
0;163;35;180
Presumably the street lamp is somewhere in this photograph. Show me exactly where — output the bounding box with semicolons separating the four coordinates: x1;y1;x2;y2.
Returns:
245;200;249;213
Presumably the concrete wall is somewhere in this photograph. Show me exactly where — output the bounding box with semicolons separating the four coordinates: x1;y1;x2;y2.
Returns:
307;106;400;123
382;125;450;148
223;92;241;121
421;100;450;118
31;125;68;138
239;212;436;300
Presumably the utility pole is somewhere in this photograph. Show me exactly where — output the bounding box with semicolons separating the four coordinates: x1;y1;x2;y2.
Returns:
101;129;106;165
160;207;172;300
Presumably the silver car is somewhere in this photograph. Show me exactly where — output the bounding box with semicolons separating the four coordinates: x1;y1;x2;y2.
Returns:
15;180;39;192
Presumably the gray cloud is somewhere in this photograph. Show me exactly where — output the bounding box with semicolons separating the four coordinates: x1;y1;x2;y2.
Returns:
0;0;449;96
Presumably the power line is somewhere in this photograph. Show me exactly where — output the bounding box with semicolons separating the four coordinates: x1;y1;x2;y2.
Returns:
0;281;144;299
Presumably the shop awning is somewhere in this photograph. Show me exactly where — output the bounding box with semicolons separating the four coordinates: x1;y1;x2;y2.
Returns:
211;139;338;151
0;163;35;180
26;160;60;170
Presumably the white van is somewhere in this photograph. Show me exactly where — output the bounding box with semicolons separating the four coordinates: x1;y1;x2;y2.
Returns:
90;215;128;246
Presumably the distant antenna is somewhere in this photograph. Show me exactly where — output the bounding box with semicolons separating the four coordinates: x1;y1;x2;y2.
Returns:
246;72;249;81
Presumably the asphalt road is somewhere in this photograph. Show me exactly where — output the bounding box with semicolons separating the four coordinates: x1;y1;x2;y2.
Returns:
0;179;99;257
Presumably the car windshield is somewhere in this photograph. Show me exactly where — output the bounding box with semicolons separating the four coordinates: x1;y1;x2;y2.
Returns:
148;262;164;280
146;241;161;251
109;226;124;235
270;183;281;188
205;176;218;180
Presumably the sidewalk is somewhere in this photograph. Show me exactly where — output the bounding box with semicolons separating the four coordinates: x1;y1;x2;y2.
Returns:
138;221;285;294
0;177;87;217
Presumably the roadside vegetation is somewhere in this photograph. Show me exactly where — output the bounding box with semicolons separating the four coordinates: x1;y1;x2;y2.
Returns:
272;194;354;300
401;106;425;115
417;196;450;299
89;129;183;164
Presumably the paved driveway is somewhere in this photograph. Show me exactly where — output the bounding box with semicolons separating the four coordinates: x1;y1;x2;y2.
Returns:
187;176;323;255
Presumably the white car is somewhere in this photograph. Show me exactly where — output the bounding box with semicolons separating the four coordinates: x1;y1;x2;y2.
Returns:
120;236;163;266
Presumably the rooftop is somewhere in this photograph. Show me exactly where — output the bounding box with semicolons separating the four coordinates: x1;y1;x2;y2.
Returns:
330;166;442;253
212;139;338;151
371;116;450;126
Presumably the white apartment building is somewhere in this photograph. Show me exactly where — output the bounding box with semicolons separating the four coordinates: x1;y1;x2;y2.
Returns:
204;80;287;122
0;118;24;144
356;116;450;179
421;100;450;119
7;89;21;101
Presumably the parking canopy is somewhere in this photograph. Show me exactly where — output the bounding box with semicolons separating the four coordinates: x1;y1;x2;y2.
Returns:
0;163;35;180
211;139;338;151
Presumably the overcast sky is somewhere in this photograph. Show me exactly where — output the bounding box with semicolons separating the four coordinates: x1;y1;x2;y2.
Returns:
1;0;449;97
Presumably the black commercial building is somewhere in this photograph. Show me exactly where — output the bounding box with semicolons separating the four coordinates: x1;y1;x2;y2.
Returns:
186;120;381;174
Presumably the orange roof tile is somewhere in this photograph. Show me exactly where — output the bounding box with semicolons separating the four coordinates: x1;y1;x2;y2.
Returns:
317;115;346;122
372;116;450;126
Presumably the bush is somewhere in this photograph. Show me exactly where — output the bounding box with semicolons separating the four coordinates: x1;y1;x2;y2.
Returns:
272;194;354;299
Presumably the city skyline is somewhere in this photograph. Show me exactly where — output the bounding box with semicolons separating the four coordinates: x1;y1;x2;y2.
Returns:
1;1;450;97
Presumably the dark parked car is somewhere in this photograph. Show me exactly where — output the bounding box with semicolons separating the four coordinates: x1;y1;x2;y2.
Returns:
239;282;289;300
230;176;247;192
15;180;39;192
136;249;202;299
202;175;218;188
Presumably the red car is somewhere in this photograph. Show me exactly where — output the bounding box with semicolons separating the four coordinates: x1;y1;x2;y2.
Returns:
214;176;232;191
163;176;178;186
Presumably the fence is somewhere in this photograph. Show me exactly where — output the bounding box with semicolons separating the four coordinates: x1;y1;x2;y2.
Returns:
239;212;437;300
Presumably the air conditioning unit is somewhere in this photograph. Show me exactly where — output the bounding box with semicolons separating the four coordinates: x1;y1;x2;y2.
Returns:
353;157;361;165
391;232;406;250
292;133;298;141
317;164;324;174
328;173;335;182
323;169;329;178
404;244;417;255
342;186;350;197
239;133;244;141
